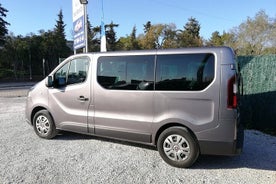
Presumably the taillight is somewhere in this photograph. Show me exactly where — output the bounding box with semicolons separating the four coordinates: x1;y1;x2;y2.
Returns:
227;75;237;109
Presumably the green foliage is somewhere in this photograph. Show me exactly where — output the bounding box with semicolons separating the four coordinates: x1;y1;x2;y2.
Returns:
238;55;276;131
117;26;140;50
211;10;276;55
87;15;99;52
55;10;66;41
206;31;223;46
105;21;119;51
183;17;200;38
162;24;178;49
0;68;13;79
54;10;71;59
0;9;72;80
129;26;139;50
0;3;10;46
143;21;152;33
177;17;203;47
138;24;164;49
1;6;276;83
235;10;276;55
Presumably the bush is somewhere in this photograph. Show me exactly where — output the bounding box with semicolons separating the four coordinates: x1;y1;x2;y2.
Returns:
238;55;276;132
0;69;14;79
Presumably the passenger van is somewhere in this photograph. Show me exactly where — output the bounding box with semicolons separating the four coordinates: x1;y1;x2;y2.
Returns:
26;47;244;168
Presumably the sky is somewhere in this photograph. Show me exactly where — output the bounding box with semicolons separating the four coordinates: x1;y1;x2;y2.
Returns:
1;0;276;40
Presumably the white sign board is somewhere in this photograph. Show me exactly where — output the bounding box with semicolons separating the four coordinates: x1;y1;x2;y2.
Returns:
72;0;85;50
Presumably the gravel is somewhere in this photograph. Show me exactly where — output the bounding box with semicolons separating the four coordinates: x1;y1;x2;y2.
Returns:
0;97;275;184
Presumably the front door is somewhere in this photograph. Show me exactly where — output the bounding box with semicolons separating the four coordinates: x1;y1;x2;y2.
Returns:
48;56;91;133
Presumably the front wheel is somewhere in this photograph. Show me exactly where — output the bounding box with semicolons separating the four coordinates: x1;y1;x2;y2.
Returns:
33;110;57;139
157;127;199;168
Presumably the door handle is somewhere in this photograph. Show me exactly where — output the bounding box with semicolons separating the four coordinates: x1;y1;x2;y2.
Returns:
78;96;89;101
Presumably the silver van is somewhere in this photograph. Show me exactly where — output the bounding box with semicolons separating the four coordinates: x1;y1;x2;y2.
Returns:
26;47;244;168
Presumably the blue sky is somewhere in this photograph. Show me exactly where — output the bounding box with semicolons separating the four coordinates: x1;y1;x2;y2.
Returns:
2;0;276;40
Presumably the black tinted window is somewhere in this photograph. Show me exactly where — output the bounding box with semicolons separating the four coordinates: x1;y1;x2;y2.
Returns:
67;58;89;85
156;54;214;91
97;55;154;90
54;57;89;86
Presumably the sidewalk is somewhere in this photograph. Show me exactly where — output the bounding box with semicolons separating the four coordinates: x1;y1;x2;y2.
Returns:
0;82;38;97
0;82;37;89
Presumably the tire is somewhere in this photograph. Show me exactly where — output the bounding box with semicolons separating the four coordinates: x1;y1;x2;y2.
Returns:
157;126;199;168
33;110;57;139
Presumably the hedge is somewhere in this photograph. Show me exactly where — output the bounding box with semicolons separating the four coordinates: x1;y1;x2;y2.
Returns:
237;55;276;131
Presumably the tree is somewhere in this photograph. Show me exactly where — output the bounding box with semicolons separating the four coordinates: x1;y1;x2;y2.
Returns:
184;17;200;38
117;26;140;51
55;10;66;42
54;9;71;59
162;23;178;49
221;31;238;51
105;21;119;51
40;30;59;73
206;31;223;46
143;21;152;33
1;34;30;79
129;26;139;50
0;3;10;46
138;24;165;49
87;15;100;52
177;17;203;47
234;10;276;55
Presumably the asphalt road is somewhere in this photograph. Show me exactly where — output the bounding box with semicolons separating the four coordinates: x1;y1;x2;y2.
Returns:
0;96;275;183
0;82;36;97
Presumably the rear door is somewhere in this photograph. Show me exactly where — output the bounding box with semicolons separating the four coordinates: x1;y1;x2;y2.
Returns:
48;56;91;133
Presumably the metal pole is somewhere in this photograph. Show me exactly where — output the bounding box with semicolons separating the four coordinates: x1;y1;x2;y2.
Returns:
29;48;32;80
84;4;88;53
43;58;45;77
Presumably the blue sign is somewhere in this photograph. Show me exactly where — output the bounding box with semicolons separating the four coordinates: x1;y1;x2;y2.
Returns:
73;16;85;50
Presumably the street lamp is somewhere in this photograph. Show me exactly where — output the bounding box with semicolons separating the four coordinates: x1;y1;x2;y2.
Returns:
79;0;88;53
79;0;88;4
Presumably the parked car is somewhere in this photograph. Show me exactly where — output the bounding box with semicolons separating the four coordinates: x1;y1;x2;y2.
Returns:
26;47;244;168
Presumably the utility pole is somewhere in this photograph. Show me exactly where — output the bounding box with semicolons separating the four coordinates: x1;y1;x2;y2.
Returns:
79;0;89;53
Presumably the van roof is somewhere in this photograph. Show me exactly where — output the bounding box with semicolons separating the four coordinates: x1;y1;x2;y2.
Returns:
74;46;235;64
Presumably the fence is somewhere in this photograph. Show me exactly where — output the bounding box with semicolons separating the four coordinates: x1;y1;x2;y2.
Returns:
237;55;276;131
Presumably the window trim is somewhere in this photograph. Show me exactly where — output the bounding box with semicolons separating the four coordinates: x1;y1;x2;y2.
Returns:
96;53;216;92
54;56;90;87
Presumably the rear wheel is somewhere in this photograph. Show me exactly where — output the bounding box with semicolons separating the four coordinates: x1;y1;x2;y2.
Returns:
33;110;57;139
157;127;199;168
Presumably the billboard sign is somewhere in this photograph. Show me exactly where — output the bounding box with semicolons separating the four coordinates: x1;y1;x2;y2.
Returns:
72;0;85;50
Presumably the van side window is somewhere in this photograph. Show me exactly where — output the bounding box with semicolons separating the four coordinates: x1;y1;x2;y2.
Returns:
97;55;154;90
67;58;89;85
54;57;89;86
156;54;214;91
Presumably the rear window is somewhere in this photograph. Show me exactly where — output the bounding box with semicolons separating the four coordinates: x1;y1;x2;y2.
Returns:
155;53;214;91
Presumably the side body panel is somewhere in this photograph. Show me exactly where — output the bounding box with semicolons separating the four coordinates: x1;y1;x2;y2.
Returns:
92;52;156;143
152;49;220;143
195;48;242;155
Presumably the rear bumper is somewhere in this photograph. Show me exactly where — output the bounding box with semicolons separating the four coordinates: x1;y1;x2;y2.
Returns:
199;124;244;155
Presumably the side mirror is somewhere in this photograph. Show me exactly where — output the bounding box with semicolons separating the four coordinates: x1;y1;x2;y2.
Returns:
45;76;53;87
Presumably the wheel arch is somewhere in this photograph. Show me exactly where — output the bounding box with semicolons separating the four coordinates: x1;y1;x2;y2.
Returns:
31;106;51;125
154;123;199;146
